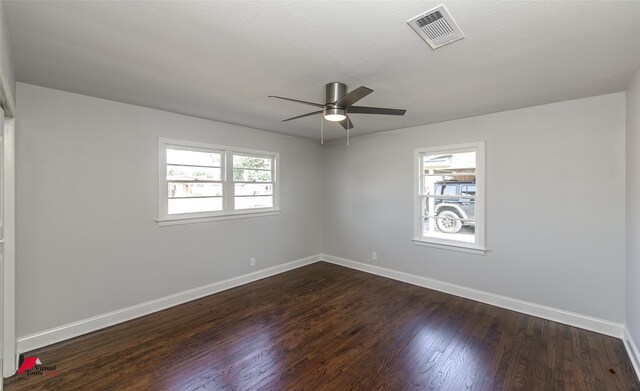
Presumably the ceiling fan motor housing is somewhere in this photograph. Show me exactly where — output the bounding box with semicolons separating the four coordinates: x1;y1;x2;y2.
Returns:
324;82;347;107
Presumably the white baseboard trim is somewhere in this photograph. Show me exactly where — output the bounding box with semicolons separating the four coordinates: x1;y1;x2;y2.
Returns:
16;252;632;370
17;254;322;353
624;327;640;381
321;254;625;339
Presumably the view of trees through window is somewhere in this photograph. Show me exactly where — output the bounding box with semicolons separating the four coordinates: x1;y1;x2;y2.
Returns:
233;155;272;182
233;155;274;210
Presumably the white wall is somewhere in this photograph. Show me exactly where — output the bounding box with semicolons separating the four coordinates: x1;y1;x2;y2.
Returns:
323;93;626;322
15;83;323;337
0;2;16;112
626;69;640;345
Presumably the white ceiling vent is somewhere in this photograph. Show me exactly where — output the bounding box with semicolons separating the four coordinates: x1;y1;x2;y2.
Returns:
407;5;464;49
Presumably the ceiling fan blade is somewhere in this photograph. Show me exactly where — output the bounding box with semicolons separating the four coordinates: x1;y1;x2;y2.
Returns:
338;116;354;130
348;106;407;116
268;95;325;108
333;86;373;108
282;110;323;122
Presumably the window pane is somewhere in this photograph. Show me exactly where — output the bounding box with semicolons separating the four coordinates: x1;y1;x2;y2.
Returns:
168;197;222;214
233;169;272;182
167;165;221;181
233;155;272;170
235;196;273;210
422;196;475;243
235;183;273;196
421;151;476;196
167;149;221;167
168;183;222;198
423;196;475;218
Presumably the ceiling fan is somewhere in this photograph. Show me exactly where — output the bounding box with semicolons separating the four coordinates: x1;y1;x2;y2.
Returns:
269;82;406;145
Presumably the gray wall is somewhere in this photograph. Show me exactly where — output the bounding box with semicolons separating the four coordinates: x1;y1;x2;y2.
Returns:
627;69;640;343
323;93;626;322
15;83;323;337
15;82;630;340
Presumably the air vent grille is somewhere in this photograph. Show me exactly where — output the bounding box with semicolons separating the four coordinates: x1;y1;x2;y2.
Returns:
408;5;464;49
415;11;443;27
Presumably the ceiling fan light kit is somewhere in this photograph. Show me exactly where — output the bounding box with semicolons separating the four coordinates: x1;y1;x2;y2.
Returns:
324;108;346;122
269;82;406;145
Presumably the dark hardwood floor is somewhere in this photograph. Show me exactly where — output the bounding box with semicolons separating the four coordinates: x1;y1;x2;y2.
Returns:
5;262;639;390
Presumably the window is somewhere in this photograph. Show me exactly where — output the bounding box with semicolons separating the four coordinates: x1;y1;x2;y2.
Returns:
233;154;274;210
159;139;279;225
414;142;485;254
166;148;223;215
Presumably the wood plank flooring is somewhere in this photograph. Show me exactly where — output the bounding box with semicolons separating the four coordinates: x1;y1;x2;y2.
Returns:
4;262;639;390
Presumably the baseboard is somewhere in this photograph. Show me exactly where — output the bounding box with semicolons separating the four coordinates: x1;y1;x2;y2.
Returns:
16;253;629;360
624;327;640;381
321;254;624;338
17;254;322;353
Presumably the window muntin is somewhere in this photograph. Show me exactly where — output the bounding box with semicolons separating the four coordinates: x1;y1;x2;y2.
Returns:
159;139;279;223
414;142;485;252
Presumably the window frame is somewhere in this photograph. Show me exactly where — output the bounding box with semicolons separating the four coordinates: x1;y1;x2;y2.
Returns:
413;141;486;255
158;138;280;226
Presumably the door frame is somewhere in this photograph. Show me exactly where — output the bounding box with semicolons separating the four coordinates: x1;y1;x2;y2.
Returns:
1;49;17;384
2;115;15;378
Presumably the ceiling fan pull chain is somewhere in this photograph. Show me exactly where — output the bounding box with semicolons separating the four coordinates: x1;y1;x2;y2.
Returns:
321;116;324;145
346;110;350;146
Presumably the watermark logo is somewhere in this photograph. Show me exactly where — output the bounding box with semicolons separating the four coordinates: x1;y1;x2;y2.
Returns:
17;356;59;377
17;357;40;374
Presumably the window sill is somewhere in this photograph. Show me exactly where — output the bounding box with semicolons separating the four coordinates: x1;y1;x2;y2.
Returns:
157;209;281;227
412;238;487;255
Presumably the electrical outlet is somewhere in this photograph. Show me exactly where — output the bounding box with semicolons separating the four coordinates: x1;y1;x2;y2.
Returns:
250;257;256;267
372;252;377;261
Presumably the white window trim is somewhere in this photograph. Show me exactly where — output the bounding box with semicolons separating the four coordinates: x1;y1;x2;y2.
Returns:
157;138;280;226
413;141;487;255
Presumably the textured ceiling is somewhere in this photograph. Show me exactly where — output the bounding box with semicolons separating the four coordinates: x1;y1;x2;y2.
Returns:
5;1;640;140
